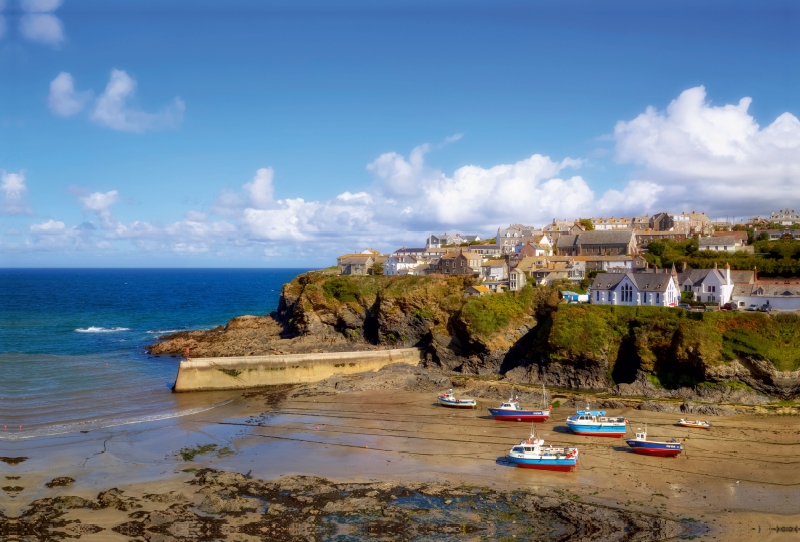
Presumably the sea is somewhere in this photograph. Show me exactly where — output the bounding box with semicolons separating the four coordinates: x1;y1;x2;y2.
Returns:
0;268;308;440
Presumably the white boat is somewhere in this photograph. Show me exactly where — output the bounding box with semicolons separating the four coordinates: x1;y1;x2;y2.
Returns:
677;419;712;429
506;433;579;471
438;389;477;409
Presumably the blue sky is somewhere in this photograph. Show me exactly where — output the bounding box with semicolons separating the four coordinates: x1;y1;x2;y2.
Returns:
1;0;798;266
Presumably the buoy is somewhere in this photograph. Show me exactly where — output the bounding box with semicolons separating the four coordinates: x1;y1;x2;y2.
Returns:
316;426;319;430
19;425;22;429
365;446;368;448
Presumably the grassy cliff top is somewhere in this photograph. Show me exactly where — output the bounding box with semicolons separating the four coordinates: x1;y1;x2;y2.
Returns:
549;304;800;372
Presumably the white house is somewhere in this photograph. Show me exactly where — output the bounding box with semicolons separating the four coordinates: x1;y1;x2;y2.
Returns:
732;280;800;311
590;271;680;307
481;259;508;281
509;268;527;291
698;236;742;253
383;255;421;276
677;263;741;305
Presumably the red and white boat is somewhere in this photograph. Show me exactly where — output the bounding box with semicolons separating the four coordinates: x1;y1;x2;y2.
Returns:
489;385;552;422
438;389;477;409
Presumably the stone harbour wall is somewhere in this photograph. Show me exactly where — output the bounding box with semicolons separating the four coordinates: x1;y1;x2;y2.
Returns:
173;347;421;391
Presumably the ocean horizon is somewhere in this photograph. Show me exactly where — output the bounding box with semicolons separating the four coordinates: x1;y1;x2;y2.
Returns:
0;268;309;439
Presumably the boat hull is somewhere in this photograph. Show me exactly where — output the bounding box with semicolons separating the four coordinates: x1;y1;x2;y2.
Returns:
489;408;550;422
566;423;626;438
507;457;578;472
438;399;476;409
626;440;682;457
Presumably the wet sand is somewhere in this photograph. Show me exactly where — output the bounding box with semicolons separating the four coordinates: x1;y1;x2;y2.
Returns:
1;385;798;540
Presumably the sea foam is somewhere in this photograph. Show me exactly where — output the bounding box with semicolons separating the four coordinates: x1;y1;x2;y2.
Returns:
75;327;131;333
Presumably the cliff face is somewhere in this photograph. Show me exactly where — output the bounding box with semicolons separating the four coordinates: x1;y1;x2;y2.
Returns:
149;272;800;399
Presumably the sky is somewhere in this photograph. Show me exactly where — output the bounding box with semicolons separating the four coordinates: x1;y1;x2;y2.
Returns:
1;0;798;267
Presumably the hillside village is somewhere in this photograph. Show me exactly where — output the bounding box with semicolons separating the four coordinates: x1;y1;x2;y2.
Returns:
336;209;800;312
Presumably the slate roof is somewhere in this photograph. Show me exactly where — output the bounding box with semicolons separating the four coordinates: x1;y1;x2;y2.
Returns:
576;230;636;245
592;272;675;292
713;230;748;242
699;237;736;247
733;282;800;298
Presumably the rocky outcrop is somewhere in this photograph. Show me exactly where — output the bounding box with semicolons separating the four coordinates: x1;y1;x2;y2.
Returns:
148;272;800;399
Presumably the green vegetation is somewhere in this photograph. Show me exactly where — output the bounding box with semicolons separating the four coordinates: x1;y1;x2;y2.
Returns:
218;368;242;378
578;218;595;230
548;305;800;378
459;285;550;338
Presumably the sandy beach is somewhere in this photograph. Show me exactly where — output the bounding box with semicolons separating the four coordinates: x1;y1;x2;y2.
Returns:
1;372;798;541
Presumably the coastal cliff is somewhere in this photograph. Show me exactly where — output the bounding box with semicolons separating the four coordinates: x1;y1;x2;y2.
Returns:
148;271;800;399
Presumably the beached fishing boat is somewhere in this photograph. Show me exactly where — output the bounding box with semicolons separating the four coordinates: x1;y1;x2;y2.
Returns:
438;389;477;409
626;426;683;457
506;434;579;472
565;403;627;437
488;384;551;422
677;419;712;429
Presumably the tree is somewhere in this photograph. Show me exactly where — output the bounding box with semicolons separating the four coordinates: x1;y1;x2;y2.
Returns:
578;218;595;231
372;262;384;275
648;240;667;257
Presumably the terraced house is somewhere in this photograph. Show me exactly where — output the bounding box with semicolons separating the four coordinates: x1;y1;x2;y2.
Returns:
555;230;637;257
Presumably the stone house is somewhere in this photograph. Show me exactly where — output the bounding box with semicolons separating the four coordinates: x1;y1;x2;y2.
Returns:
481;259;508;281
338;255;374;275
509;268;527;291
434;250;482;275
555;230;637;257
698;236;743;253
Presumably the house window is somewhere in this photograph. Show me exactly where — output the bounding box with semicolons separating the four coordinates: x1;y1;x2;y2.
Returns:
656;293;660;304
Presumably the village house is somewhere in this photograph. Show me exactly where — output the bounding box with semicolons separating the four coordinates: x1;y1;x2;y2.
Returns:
769;209;800;226
754;229;800;241
383;254;422;276
590;269;680;307
481;259;508;281
650;212;692;233
464;285;491;297
590;216;649;230
549;254;646;272
676;263;753;305
555;230;637;257
469;244;503;257
509;267;527;291
698;236;745;253
433;250;482;276
393;247;450;259
515;240;549;257
713;230;748;244
426;233;480;248
338;255;374;275
495;224;544;254
732;279;800;311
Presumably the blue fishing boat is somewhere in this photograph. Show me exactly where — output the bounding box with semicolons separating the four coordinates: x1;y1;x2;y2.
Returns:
489;384;552;422
506;434;579;472
565;402;627;437
626;426;683;457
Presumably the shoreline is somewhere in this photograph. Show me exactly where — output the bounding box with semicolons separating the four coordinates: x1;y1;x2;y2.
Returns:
2;366;798;540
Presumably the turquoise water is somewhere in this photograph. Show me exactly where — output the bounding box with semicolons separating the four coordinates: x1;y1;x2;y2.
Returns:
0;268;307;439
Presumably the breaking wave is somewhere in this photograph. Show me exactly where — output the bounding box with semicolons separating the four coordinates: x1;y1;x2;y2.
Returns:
75;327;131;333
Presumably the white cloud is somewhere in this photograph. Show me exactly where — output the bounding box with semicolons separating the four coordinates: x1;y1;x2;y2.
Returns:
29;219;66;234
17;0;64;46
243;167;275;209
614;86;800;215
79;190;119;228
90;70;185;133
1;170;33;215
48;72;92;117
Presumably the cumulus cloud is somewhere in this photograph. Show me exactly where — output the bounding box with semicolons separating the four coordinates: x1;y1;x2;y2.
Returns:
614;85;800;215
243;167;275;209
79;190;119;228
19;0;64;47
1;171;33;215
48;72;92;116
29;218;66;234
90;70;185;132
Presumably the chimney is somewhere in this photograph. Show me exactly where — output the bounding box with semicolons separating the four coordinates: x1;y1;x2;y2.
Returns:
713;261;718;270
725;262;730;284
682;262;687;272
753;266;758;282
